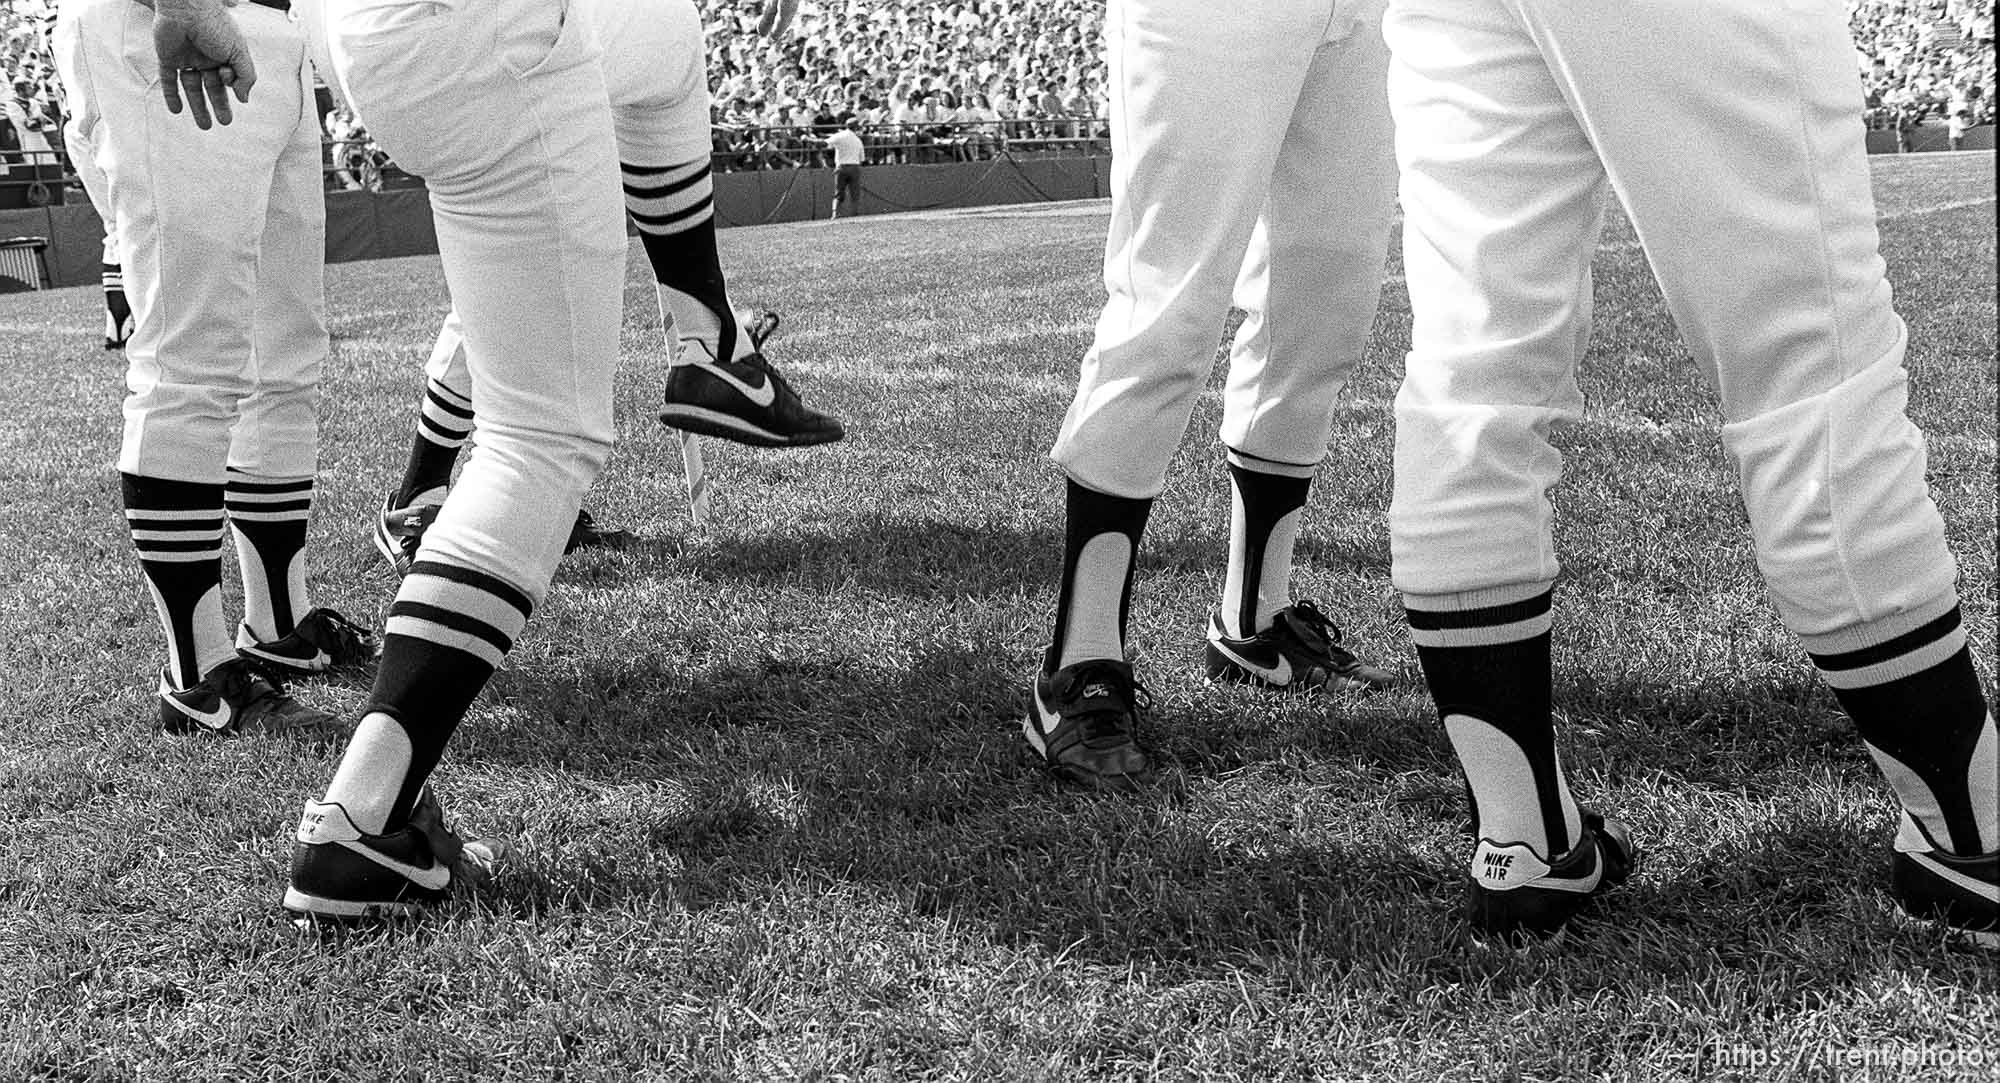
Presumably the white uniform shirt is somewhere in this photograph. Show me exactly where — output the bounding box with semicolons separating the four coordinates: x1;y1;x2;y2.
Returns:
827;127;864;165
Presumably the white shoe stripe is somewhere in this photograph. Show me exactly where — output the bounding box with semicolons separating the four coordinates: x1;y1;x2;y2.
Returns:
1909;851;2000;903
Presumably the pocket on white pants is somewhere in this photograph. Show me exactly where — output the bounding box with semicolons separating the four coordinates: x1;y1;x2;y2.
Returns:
495;0;587;81
334;0;457;42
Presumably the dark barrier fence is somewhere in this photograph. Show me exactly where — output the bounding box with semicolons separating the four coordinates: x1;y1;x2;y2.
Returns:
2;151;1114;288
2;124;1989;290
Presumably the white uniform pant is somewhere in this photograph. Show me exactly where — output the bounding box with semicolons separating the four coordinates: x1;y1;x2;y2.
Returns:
326;0;626;602
1050;0;1398;499
60;119;118;265
55;0;327;482
422;0;711;396
1384;0;1958;639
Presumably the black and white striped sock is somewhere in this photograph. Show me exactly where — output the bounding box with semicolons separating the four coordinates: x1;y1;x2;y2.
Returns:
1807;601;1998;856
1049;479;1154;672
102;263;131;344
122;473;231;689
396;377;475;507
1406;583;1583;858
367;559;533;827
225;469;314;643
1220;448;1315;639
623;157;739;364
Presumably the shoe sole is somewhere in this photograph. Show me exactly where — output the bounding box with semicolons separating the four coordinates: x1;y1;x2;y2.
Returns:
1201;642;1391;693
282;885;429;922
1019;712;1149;793
658;405;845;448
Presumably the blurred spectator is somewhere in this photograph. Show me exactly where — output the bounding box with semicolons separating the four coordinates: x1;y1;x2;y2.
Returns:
4;0;1992;180
325;106;368;191
1850;0;1997;130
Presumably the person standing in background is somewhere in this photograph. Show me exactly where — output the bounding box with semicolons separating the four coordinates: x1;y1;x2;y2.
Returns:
1381;0;1996;946
826;116;864;218
54;0;370;738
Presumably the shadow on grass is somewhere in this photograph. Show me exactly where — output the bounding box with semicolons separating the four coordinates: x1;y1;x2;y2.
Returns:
435;637;1960;977
579;515;1394;599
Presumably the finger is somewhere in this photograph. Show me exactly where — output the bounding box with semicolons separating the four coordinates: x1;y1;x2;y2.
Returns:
203;68;232;126
160;63;186;115
229;49;257;102
180;68;213;129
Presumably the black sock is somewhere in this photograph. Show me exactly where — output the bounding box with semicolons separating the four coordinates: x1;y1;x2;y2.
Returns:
1811;608;1997;855
399;377;474;505
103;263;131;343
369;559;533;827
1047;479;1153;672
225;469;314;640
626;158;739;362
1223;448;1313;637
122;473;230;688
1407;586;1578;856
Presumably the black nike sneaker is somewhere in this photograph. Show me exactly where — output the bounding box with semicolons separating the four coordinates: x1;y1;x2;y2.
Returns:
1025;657;1154;792
1204;600;1395;692
158;658;340;736
1891;845;1998;950
565;508;636;553
372;492;439;578
377;490;626;569
658;312;846;447
237;607;376;676
1466;812;1637;941
283;786;508;922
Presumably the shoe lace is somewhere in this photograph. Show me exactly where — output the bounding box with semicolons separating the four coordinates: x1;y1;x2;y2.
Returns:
736;315;803;402
1287;599;1360;654
304;608;374;658
745;310;781;351
216;658;288;709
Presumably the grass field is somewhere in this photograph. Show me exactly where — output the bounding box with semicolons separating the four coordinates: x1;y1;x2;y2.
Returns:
0;152;1994;1081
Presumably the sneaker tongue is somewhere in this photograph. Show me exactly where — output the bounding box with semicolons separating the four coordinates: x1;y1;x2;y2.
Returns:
1472;840;1553;889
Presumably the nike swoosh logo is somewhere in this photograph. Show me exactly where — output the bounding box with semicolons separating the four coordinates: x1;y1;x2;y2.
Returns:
1034;693;1061;736
1212;639;1291;685
339;838;452;891
170;696;232;731
700;361;776;408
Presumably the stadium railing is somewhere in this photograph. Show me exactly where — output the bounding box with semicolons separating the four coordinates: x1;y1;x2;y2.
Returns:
708;120;1109;171
0;148;66;209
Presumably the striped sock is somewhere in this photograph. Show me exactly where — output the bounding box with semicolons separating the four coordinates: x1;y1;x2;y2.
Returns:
398;376;474;506
1806;601;1998;856
623;157;740;363
1406;583;1582;858
1049;479;1154;671
1220;448;1315;638
366;559;533;827
122;473;232;689
225;470;314;642
102;263;131;344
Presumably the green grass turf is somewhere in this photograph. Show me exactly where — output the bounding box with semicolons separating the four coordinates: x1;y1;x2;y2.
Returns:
0;152;1993;1081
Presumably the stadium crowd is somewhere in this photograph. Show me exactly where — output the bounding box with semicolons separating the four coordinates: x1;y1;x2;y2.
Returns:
2;0;1996;176
1852;0;1998;140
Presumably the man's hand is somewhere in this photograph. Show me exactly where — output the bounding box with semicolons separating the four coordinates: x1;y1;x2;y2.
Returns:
154;10;256;129
755;0;799;37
